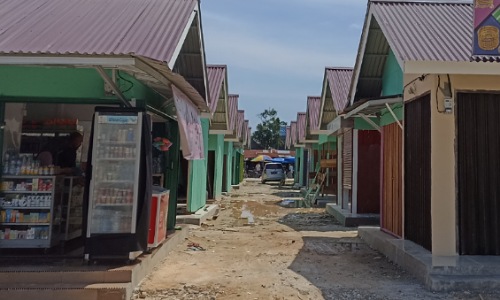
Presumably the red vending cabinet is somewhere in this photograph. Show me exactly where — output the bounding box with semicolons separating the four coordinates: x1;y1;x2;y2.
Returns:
148;188;169;248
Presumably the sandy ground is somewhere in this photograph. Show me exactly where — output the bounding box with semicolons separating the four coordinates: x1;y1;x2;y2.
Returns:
135;180;500;300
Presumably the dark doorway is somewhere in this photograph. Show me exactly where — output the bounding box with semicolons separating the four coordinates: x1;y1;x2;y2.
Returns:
457;93;500;255
404;94;432;251
207;151;216;199
222;155;228;192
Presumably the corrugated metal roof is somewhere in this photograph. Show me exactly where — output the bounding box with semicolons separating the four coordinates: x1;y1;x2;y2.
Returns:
290;121;297;145
242;120;249;146
228;94;239;132
247;126;252;149
285;126;291;149
326;67;353;113
350;0;474;103
207;65;226;114
371;0;473;63
237;110;245;139
297;112;307;143
306;96;321;132
0;0;197;63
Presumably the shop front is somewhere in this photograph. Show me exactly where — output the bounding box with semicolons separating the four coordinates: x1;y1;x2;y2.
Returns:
0;63;206;260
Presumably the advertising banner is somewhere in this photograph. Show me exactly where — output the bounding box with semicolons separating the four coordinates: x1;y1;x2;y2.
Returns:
172;86;204;160
473;0;500;56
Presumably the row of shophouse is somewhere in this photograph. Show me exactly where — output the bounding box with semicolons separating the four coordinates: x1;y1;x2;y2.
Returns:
287;0;500;266
0;0;249;238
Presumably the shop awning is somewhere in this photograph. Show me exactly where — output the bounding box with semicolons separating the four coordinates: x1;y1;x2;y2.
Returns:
326;115;354;136
343;95;403;132
173;86;204;160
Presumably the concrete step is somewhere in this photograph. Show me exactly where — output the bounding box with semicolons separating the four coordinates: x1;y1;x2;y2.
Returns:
430;263;500;276
427;274;500;292
0;269;132;285
0;282;130;300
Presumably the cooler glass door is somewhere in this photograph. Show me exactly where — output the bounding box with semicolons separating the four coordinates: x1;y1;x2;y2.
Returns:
87;112;143;235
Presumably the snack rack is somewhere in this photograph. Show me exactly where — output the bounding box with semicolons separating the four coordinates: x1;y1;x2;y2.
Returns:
0;175;62;248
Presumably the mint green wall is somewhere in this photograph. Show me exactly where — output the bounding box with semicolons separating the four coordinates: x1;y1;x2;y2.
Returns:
0;66;164;107
380;103;404;126
354;117;381;130
187;118;209;212
209;134;224;199
379;49;404;126
224;141;234;192
381;50;403;97
318;134;337;145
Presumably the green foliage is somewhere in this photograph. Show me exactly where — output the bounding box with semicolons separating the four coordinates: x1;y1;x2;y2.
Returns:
252;108;286;149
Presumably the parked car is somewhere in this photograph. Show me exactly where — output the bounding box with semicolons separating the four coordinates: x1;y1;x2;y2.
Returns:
261;162;286;184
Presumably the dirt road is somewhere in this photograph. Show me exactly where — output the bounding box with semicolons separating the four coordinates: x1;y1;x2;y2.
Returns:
136;180;498;300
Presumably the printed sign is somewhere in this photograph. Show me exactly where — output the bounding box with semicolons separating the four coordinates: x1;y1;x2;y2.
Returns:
98;115;138;125
172;86;204;160
473;0;500;56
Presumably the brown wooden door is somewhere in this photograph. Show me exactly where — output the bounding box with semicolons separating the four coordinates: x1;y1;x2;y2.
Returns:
404;95;432;251
457;93;500;255
381;123;403;237
342;129;353;189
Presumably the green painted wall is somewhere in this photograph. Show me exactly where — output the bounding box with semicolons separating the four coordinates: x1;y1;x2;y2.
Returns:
208;134;224;200
294;148;301;184
224;141;234;192
380;103;404;126
381;50;403;97
379;49;404;126
187;118;209;212
0;66;164;108
318;134;337;145
354;117;380;130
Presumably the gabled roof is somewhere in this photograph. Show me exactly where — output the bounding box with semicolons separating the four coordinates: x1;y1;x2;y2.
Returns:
0;0;197;63
0;0;209;112
290;121;297;146
306;96;321;133
207;65;229;132
350;0;473;103
285;126;291;149
207;65;227;114
319;67;353;130
227;94;239;132
236;110;245;140
242;120;249;147
297;112;307;144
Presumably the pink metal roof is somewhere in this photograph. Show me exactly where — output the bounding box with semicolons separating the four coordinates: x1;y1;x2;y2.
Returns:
326;67;353;113
290;121;297;145
286;126;291;149
297;112;306;143
370;1;472;63
228;94;239;132
207;65;226;114
247;126;252;148
0;0;197;63
243;120;249;145
306;96;321;132
237;110;245;139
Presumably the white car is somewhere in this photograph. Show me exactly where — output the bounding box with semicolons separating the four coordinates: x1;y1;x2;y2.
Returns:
261;163;285;184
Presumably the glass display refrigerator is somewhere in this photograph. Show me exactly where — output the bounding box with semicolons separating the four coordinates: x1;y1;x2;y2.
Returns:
84;107;152;262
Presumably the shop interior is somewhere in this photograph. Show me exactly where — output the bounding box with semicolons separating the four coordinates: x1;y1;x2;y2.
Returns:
0;102;170;256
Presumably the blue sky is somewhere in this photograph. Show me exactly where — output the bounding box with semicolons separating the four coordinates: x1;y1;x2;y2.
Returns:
200;0;367;129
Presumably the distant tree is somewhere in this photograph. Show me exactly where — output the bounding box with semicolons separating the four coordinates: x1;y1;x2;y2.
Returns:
252;108;287;149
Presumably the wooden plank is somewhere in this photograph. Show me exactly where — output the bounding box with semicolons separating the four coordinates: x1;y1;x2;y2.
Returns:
320;159;337;168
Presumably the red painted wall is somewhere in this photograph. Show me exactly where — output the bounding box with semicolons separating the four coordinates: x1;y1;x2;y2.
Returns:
357;130;381;214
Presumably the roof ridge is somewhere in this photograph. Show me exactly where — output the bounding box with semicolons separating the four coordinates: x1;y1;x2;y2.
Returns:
370;0;472;4
325;66;354;70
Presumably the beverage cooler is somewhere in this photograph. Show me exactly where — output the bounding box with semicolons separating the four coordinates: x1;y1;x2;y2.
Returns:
84;107;152;262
